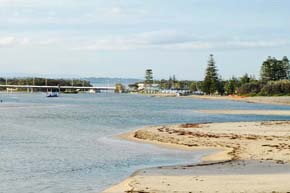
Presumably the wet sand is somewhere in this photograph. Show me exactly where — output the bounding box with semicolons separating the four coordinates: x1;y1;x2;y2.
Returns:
103;121;290;193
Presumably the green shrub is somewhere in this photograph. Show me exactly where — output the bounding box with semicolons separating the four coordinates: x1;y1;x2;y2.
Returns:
260;80;290;96
237;82;263;96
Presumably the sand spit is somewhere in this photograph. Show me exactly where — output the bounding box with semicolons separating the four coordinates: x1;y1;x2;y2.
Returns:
103;121;290;193
200;109;290;116
148;94;290;106
188;95;290;106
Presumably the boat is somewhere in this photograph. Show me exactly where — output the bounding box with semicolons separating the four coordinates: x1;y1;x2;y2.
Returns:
46;91;59;97
63;89;79;94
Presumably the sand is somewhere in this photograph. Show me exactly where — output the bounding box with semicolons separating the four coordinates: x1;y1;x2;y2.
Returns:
148;94;290;106
103;121;290;193
105;173;290;193
187;95;290;106
200;109;290;116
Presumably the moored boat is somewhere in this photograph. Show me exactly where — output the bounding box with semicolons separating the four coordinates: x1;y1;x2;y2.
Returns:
46;91;59;97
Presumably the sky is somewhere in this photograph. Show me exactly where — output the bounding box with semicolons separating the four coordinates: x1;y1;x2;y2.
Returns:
0;0;289;80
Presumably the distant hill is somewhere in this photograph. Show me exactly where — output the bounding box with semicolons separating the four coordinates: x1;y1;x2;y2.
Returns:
84;77;143;87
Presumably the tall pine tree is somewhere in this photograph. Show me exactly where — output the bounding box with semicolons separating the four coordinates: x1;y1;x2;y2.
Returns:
282;56;290;79
144;69;153;86
202;54;219;95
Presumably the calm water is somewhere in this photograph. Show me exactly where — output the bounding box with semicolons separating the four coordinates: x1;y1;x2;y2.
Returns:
1;93;290;193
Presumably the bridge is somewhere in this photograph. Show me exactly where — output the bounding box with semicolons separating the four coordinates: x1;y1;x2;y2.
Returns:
0;85;116;93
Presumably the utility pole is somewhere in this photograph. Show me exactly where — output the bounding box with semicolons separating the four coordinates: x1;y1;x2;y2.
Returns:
82;79;85;92
45;78;48;92
5;77;8;93
106;80;109;94
32;77;35;93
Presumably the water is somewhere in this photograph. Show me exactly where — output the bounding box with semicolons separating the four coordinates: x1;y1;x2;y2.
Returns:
1;93;290;193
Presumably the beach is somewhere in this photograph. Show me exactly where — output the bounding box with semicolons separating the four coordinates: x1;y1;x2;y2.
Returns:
199;109;290;116
150;94;290;106
187;95;290;106
103;121;290;193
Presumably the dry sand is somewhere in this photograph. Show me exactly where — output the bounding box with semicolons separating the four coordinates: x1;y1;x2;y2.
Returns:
200;109;290;116
103;121;290;193
143;94;290;106
187;95;290;106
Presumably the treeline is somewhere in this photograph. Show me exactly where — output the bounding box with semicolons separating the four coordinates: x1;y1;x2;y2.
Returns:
129;75;195;91
141;55;290;96
199;55;290;96
0;77;91;88
156;76;192;90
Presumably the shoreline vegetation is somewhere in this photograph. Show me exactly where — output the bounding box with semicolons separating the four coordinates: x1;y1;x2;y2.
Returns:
128;55;290;99
0;77;92;93
103;120;290;193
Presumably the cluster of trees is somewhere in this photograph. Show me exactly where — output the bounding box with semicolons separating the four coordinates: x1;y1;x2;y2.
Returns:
238;79;290;96
0;77;91;91
157;76;192;90
141;69;192;90
0;77;91;86
200;55;290;96
261;56;289;81
130;55;290;96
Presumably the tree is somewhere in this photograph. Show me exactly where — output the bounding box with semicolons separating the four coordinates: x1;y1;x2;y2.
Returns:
168;76;173;89
144;69;153;86
217;77;225;95
238;82;263;96
115;83;125;93
172;75;179;89
171;75;176;89
240;74;251;85
282;56;290;79
189;82;198;92
225;77;240;95
260;80;290;96
261;56;289;81
202;54;219;95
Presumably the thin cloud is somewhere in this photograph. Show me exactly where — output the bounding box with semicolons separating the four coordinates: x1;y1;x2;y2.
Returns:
72;31;289;51
0;36;62;47
1;32;288;51
0;37;17;46
0;36;30;47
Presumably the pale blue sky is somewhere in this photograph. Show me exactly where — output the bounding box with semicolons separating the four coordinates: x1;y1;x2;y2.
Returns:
0;0;289;80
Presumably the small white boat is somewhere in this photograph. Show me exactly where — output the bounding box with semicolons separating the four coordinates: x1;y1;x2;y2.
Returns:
46;92;59;97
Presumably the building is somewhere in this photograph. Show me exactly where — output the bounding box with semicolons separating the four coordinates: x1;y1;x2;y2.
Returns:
144;84;160;94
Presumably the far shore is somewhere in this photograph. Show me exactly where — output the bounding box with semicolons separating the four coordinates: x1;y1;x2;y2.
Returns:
188;95;290;106
103;120;290;193
150;93;290;106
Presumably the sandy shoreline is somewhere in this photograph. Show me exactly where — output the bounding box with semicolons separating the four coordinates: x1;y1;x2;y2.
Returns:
150;94;290;106
103;121;290;193
186;95;290;106
199;109;290;116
